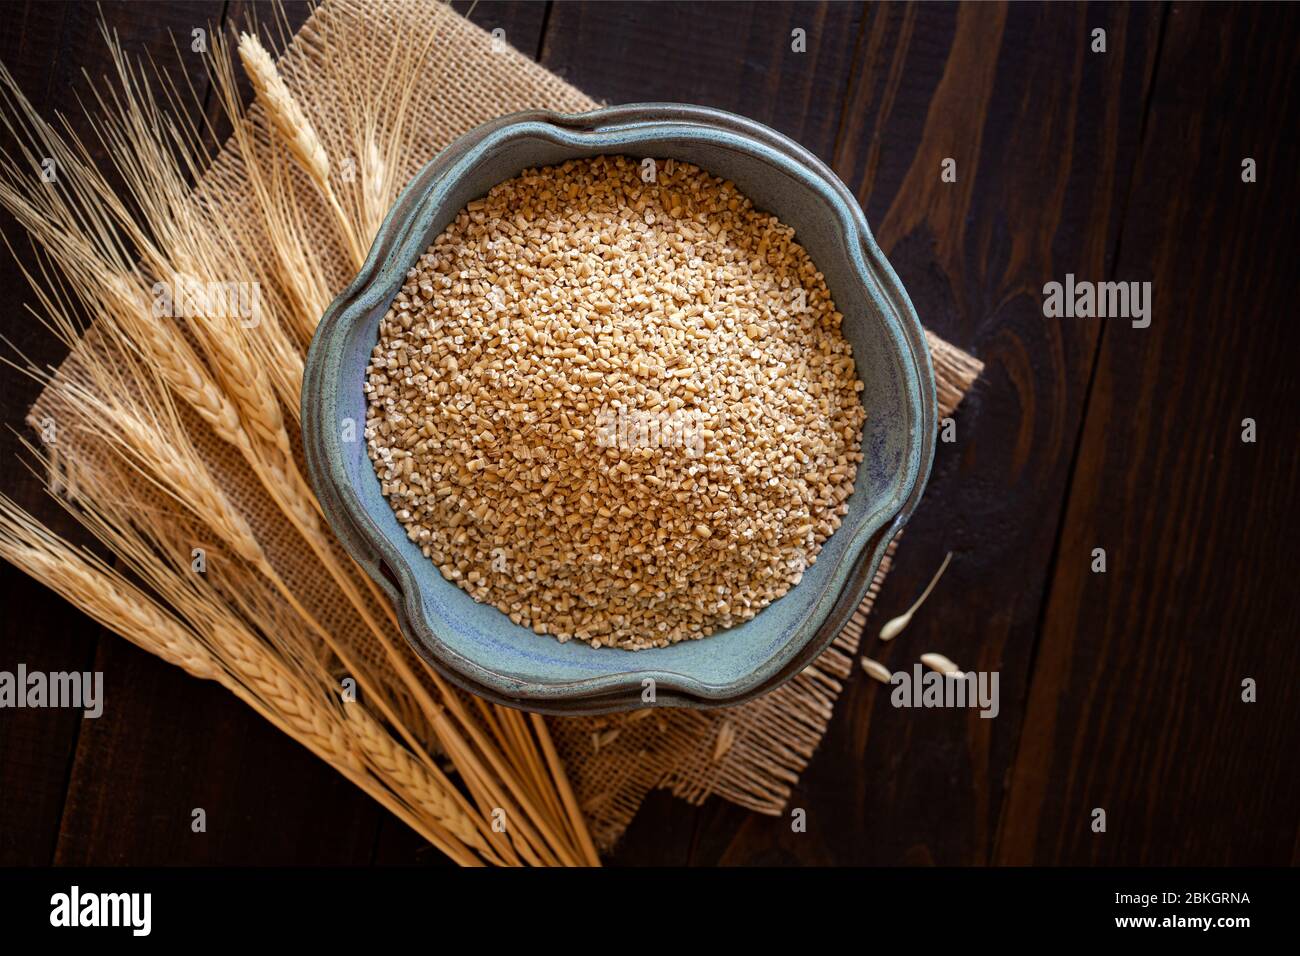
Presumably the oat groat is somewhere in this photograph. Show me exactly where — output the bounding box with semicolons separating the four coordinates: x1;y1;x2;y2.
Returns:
364;155;865;648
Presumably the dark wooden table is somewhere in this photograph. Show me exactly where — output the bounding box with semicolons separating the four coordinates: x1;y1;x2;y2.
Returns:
1;1;1296;867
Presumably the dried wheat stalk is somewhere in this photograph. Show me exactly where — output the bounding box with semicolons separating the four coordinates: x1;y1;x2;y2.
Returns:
237;31;366;269
0;8;598;867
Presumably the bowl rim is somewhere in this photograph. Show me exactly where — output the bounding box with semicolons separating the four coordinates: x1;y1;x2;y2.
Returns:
302;103;936;713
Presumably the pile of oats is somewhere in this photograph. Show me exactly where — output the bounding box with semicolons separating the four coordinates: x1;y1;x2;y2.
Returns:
364;156;865;649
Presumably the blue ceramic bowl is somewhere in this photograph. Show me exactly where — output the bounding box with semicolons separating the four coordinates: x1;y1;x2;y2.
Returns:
302;104;935;715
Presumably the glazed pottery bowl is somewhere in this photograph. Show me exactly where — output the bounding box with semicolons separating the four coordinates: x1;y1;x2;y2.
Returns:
302;103;935;715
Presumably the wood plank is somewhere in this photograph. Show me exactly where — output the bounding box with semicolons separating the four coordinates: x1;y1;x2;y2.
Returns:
7;0;1291;869
0;0;385;865
540;1;865;163
53;0;393;865
0;590;100;865
54;636;382;865
0;1;80;866
604;790;698;866
685;0;1163;864
0;0;222;867
996;1;1300;865
452;0;550;61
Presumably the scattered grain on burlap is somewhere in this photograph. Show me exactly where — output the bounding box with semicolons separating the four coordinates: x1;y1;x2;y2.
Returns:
31;0;982;851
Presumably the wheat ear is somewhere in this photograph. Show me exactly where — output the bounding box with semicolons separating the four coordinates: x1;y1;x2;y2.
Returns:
0;503;216;681
10;474;495;865
237;31;365;267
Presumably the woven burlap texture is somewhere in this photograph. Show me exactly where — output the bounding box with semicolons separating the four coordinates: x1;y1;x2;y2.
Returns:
30;0;982;851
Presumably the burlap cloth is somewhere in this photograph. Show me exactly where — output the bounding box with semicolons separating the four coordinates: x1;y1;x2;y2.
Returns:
31;0;982;851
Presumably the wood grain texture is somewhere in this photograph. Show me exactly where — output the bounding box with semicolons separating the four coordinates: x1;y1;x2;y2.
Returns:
996;1;1300;865
0;591;99;865
0;0;391;865
53;636;384;865
540;1;864;163
0;0;226;866
1;0;1297;867
452;0;551;61
625;0;1163;866
45;0;412;867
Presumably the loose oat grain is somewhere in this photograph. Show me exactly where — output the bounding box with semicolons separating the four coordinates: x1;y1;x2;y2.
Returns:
364;155;865;648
